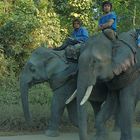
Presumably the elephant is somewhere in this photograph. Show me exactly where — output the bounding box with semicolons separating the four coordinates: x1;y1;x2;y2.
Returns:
67;29;140;140
20;46;111;137
20;47;79;137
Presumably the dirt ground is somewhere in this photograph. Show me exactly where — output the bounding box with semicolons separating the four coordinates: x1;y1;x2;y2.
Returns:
0;127;139;140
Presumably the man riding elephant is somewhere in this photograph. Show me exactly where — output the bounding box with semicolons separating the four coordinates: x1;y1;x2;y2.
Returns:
54;18;89;62
66;27;140;140
98;1;117;42
20;18;88;137
54;18;89;51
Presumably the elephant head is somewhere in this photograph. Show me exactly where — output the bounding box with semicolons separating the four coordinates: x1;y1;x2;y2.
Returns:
20;47;69;123
75;30;137;140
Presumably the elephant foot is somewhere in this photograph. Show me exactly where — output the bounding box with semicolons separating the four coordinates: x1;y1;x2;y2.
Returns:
95;135;108;140
94;132;109;140
120;135;132;140
112;126;120;132
45;129;60;137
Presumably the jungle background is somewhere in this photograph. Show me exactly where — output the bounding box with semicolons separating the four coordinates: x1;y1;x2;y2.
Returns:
0;0;140;133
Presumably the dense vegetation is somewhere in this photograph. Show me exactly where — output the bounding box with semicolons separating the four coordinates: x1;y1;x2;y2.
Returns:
0;0;140;130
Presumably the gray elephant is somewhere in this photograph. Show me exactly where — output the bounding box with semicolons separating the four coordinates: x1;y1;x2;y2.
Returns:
20;46;110;137
20;47;79;136
68;29;140;140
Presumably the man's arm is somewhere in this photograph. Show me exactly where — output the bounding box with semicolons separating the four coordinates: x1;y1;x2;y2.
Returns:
98;19;114;30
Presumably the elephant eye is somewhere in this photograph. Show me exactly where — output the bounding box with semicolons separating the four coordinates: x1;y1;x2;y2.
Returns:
96;58;103;64
92;59;96;64
30;66;36;73
89;59;96;68
47;56;53;61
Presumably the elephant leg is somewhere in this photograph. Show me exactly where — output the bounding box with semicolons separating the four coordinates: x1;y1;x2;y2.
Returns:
67;98;78;127
119;88;135;140
95;92;117;140
89;101;102;129
113;106;120;131
90;101;102;118
45;90;66;137
112;94;120;131
78;103;88;140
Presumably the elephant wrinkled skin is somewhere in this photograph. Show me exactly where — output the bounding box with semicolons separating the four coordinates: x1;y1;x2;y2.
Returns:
74;29;140;140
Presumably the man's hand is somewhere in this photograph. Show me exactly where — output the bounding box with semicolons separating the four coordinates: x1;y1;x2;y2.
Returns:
98;24;104;30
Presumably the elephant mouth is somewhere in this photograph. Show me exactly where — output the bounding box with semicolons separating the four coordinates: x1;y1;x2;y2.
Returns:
35;79;47;83
31;78;48;86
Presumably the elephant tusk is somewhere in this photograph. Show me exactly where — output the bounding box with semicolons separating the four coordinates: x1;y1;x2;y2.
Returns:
80;85;93;106
65;90;77;104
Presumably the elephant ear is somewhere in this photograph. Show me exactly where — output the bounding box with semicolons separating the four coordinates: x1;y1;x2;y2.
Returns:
112;30;137;75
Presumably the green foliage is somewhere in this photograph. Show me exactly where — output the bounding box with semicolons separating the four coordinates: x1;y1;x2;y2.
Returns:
29;83;53;105
104;0;140;32
0;104;50;130
53;0;96;35
0;75;52;105
0;53;8;79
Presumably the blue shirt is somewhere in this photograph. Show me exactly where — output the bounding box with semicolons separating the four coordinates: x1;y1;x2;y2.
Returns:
99;12;117;31
71;27;89;42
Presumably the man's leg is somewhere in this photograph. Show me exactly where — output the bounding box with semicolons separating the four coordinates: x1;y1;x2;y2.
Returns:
54;37;80;51
103;29;116;41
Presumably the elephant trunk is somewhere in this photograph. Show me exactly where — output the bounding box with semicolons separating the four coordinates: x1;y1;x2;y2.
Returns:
77;70;96;140
20;72;32;124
